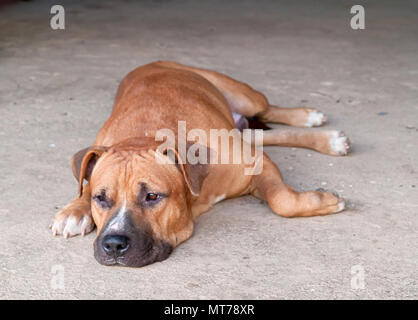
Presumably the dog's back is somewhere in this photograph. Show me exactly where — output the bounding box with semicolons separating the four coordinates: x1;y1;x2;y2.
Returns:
95;62;236;147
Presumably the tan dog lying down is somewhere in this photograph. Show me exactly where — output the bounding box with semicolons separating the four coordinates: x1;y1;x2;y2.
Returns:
50;61;350;267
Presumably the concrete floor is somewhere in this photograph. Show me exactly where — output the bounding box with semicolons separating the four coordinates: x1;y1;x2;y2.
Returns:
1;0;417;299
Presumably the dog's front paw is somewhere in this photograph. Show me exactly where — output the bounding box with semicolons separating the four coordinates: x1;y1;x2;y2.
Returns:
328;130;351;156
50;202;95;238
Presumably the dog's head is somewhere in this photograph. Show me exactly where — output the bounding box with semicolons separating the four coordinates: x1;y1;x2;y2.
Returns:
72;140;209;267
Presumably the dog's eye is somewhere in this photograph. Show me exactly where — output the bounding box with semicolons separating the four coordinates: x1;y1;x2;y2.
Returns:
138;184;167;208
145;193;159;202
93;190;113;209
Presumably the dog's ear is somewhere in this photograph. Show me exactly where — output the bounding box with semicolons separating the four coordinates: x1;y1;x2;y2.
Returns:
70;146;108;197
165;143;211;197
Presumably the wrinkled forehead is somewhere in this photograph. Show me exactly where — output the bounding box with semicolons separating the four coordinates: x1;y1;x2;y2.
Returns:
90;149;179;194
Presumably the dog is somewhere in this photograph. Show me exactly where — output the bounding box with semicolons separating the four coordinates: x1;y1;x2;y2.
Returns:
50;61;350;267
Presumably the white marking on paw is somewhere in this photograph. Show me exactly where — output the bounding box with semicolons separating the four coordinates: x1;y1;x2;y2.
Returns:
304;110;327;127
63;216;82;238
336;200;345;212
51;213;94;238
329;130;351;155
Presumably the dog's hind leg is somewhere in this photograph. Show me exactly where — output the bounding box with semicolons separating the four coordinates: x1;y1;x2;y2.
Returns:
50;182;95;238
251;154;345;217
257;105;327;127
262;128;351;156
155;61;326;127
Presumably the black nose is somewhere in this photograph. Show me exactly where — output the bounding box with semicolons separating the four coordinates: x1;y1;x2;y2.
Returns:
102;235;130;257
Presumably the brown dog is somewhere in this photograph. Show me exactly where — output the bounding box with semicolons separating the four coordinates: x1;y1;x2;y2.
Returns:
50;61;350;267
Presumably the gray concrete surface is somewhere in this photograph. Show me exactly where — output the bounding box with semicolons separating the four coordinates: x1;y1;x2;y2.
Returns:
1;0;417;299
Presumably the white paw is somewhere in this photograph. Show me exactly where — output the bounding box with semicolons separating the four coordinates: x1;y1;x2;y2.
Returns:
329;130;351;156
304;110;327;127
50;209;94;238
336;199;346;212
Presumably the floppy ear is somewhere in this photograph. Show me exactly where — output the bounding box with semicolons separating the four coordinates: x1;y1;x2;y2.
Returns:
70;146;108;197
166;144;211;197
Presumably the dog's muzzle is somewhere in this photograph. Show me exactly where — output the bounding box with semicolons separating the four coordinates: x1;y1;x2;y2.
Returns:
93;209;172;267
